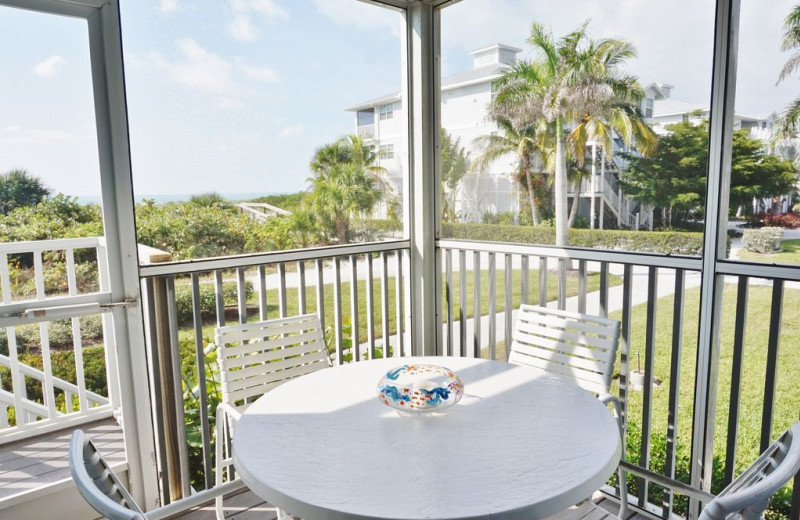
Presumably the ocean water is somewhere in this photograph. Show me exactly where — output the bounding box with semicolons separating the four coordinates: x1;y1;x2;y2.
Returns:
75;192;272;205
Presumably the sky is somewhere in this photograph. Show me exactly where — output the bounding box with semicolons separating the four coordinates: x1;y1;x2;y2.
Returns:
0;0;798;198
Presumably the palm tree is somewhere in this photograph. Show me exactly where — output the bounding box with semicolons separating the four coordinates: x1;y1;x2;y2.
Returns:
492;21;656;245
472;117;551;225
777;5;800;137
308;134;386;243
440;129;470;222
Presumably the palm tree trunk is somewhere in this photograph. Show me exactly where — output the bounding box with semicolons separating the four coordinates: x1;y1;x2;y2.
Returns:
554;119;569;246
523;167;540;226
568;178;581;228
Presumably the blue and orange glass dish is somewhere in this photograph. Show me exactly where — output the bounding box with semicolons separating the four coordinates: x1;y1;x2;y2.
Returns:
377;364;464;415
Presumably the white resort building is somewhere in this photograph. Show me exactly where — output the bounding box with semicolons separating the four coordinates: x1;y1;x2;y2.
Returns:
349;47;793;227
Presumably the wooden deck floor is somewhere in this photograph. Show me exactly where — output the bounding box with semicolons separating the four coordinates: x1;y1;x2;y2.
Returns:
0;418;124;501
174;491;644;520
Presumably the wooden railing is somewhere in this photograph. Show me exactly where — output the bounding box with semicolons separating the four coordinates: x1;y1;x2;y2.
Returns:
0;237;116;444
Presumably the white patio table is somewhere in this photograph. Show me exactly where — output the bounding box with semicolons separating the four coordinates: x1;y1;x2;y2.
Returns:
232;356;621;520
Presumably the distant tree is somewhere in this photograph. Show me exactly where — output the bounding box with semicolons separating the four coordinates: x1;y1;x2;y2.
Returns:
492;21;656;245
189;192;227;207
776;5;800;136
440;129;470;222
0;169;51;215
619;120;798;226
473;117;549;225
308;135;385;243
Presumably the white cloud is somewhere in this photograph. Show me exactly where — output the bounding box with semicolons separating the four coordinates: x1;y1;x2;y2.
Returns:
148;38;280;107
235;59;279;82
279;124;305;138
229;14;257;42
0;126;71;146
33;55;67;78
151;38;237;94
159;0;179;13
313;0;400;36
228;0;288;42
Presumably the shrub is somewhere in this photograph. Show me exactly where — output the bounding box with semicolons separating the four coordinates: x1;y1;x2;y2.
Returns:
742;227;784;253
0;345;108;412
441;223;708;255
763;211;800;229
174;280;254;325
0;315;104;353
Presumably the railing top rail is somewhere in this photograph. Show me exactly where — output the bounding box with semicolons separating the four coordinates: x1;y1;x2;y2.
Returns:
717;259;800;283
438;239;702;270
139;239;411;277
0;236;103;254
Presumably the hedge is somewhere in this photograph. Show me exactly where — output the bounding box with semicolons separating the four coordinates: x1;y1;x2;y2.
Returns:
442;223;708;255
174;280;254;325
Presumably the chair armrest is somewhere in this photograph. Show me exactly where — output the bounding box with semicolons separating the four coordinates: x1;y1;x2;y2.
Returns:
216;402;242;424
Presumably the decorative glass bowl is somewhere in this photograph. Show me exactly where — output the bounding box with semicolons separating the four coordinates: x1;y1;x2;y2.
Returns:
377;364;464;415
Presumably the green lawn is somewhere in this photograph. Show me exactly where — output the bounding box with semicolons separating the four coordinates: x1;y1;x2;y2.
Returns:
736;238;800;264
610;283;800;517
177;267;621;352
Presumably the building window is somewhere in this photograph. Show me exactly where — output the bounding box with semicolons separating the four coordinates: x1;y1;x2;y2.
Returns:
644;97;654;119
682;114;689;122
379;103;394;120
379;144;394;160
357;109;375;126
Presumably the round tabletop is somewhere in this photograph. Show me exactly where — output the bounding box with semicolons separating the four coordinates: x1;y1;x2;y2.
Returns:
233;356;621;520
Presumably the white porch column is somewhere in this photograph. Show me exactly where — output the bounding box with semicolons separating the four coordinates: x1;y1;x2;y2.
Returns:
406;3;440;356
89;1;159;509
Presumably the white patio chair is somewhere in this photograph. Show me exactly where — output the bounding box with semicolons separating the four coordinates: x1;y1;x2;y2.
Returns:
509;304;627;518
215;313;330;520
69;429;270;520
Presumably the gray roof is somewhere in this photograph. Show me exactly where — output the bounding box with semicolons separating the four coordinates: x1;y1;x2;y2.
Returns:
345;63;506;112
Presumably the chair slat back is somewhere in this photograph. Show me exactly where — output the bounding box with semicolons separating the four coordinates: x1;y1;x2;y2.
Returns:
216;313;329;411
700;422;800;520
509;304;620;395
69;429;144;520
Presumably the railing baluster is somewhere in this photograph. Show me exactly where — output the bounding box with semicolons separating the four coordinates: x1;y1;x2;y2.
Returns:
488;252;496;361
557;258;567;310
381;252;390;358
473;251;481;358
39;321;56;420
258;265;268;321
446;248;453;357
7;327;26;425
504;253;513;362
278;263;287;318
663;269;685;518
0;252;11;303
214;270;226;328
349;255;359;362
521;255;529;306
599;262;609;318
333;257;343;365
760;279;784;453
34;251;45;299
191;273;213;490
366;254;375;360
459;249;467;357
619;265;633;448
66;248;77;294
395;251;404;357
165;275;191;496
72;316;87;412
298;261;307;315
538;257;547;306
577;259;587;314
723;276;749;487
638;266;658;507
315;259;325;342
236;267;247;325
